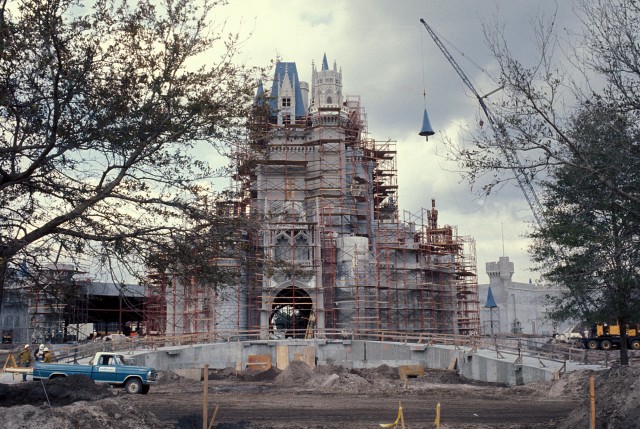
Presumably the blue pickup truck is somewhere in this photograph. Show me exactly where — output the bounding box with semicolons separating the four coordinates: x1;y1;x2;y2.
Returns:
33;352;158;394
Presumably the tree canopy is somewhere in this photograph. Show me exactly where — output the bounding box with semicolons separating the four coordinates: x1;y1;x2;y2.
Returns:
0;0;258;308
531;105;640;321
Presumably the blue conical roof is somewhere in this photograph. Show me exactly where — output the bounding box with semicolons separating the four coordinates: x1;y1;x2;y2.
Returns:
269;62;307;118
253;80;265;106
484;287;498;308
322;53;329;71
419;108;435;137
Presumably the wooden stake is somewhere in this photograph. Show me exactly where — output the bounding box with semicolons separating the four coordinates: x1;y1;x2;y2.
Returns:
203;364;209;429
435;402;441;429
208;404;219;429
590;375;595;429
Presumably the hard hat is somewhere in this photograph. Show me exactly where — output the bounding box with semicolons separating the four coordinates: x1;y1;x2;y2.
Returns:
39;344;45;350
24;344;30;349
43;347;49;352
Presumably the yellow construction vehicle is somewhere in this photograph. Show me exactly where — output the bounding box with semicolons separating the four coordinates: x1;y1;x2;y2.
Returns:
582;323;640;350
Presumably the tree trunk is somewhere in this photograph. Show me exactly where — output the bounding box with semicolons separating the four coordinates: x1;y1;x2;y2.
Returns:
619;319;629;366
0;255;6;319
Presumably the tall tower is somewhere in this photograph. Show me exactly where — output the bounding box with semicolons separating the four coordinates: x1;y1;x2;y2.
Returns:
311;53;343;108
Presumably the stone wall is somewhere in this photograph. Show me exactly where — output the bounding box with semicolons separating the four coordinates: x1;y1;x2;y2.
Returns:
129;339;569;386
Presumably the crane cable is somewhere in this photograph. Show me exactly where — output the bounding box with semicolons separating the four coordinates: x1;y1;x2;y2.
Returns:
420;24;427;107
421;21;501;129
429;25;500;88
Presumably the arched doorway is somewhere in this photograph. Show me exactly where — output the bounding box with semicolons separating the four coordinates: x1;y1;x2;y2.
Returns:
270;286;313;339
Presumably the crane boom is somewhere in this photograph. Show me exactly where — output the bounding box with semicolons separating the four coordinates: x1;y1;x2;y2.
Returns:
419;18;544;227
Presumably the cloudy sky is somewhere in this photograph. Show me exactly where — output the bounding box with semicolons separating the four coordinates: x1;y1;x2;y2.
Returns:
220;0;579;283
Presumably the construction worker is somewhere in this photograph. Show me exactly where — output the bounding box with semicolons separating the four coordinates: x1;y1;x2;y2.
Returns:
43;347;55;363
17;344;33;382
35;343;45;362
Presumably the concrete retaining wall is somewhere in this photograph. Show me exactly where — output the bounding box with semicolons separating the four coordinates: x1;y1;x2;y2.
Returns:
128;339;563;386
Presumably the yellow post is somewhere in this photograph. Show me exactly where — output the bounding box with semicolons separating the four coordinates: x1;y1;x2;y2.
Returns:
379;401;404;429
590;375;595;429
434;402;441;429
203;364;209;429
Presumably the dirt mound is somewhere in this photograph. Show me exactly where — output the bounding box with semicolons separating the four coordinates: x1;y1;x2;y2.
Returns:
557;365;640;429
0;397;170;429
549;369;596;398
209;367;240;380
421;368;463;385
275;360;314;385
330;372;372;393
243;366;280;382
0;375;113;407
350;364;398;381
155;370;185;384
313;364;348;376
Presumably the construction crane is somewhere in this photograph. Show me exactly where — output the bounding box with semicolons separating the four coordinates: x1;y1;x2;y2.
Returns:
419;18;544;227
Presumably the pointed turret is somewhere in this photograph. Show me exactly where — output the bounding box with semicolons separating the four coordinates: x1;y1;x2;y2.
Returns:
484;287;498;308
268;61;308;124
419;108;435;139
253;80;265;106
312;54;343;109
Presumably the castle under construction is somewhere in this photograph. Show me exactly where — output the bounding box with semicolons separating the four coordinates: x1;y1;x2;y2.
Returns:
145;55;480;339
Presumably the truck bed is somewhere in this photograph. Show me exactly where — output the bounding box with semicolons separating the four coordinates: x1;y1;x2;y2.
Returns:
33;363;93;379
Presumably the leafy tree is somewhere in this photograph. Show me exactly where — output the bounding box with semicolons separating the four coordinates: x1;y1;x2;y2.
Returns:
531;105;640;364
0;0;258;316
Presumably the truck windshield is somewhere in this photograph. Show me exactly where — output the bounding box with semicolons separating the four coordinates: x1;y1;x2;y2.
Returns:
115;355;130;365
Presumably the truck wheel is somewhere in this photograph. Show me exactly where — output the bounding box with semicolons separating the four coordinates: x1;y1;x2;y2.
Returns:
586;340;599;350
141;385;150;395
125;378;143;394
630;340;640;350
600;340;612;350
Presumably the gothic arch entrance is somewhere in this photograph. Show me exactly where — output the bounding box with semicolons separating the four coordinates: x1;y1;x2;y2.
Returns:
270;286;313;339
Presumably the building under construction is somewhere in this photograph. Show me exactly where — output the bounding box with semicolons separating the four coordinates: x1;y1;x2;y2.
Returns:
146;55;480;339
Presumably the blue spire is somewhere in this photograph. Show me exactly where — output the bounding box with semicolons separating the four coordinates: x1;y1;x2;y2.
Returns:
269;62;307;118
322;53;329;71
253;80;267;108
484;287;498;308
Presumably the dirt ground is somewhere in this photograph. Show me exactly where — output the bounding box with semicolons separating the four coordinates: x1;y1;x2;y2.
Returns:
1;362;639;429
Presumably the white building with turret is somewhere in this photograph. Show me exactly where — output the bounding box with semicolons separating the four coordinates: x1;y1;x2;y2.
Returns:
478;256;572;336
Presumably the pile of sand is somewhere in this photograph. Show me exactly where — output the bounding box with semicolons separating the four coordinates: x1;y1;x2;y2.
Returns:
154;370;185;385
0;375;113;407
243;366;280;382
556;365;640;429
270;361;473;394
0;376;168;429
275;360;315;385
0;398;170;429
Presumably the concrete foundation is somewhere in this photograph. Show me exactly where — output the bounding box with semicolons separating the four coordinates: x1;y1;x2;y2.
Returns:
126;339;598;386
